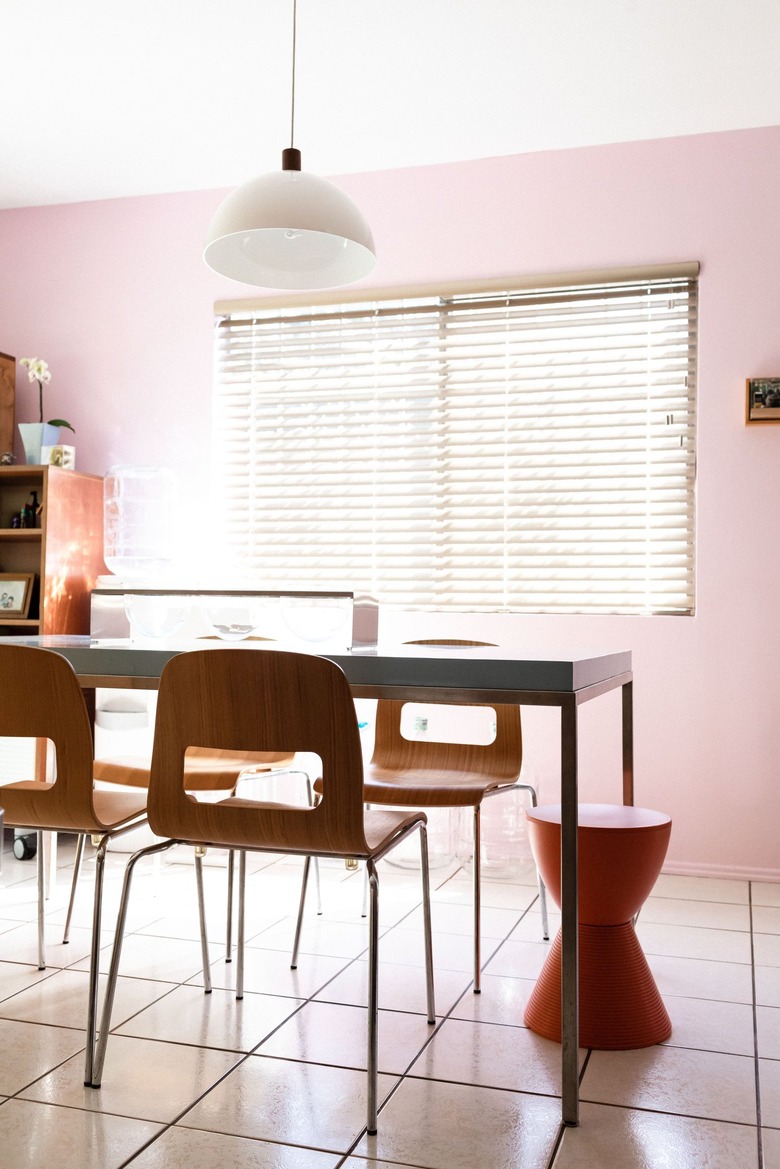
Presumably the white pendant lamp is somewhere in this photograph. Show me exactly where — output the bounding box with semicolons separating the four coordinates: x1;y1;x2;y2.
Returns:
204;1;376;290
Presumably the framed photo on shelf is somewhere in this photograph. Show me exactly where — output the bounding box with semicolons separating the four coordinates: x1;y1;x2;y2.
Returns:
746;378;780;424
0;572;35;618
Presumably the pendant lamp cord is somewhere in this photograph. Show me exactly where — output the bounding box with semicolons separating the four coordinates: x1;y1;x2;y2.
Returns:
282;0;302;171
290;0;297;149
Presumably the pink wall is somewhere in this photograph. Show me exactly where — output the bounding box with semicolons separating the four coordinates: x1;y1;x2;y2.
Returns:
1;125;779;878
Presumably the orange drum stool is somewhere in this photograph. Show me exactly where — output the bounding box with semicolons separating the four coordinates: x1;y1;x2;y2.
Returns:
524;803;672;1049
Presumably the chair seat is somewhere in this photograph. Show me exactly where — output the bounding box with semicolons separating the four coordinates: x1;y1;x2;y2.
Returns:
362;767;517;808
91;789;149;831
209;796;425;858
94;749;295;793
0;781;146;835
365;807;428;852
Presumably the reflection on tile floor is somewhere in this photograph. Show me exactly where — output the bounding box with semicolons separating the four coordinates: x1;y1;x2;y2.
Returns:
0;833;777;1168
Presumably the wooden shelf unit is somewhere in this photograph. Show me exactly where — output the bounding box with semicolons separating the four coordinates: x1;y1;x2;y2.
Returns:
0;466;106;636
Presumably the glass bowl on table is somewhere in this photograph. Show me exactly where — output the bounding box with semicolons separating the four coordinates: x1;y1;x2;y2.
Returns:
200;594;276;642
279;594;353;648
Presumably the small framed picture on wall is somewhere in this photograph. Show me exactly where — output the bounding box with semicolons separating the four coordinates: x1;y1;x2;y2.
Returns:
746;377;780;424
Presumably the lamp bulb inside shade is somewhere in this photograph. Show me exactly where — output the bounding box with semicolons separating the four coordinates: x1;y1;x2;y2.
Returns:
204;153;376;290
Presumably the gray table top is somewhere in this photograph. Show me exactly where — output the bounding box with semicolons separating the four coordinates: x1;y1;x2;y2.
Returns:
0;635;631;698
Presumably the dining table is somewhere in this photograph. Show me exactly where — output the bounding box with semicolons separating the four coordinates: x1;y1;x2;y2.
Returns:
1;632;633;1127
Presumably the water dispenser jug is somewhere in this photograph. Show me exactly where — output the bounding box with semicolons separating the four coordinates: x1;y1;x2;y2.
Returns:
103;465;177;579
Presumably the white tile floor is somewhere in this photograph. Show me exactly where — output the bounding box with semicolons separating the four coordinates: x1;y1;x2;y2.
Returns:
0;835;778;1169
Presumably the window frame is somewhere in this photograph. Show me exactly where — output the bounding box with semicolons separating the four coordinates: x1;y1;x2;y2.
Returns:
212;263;699;616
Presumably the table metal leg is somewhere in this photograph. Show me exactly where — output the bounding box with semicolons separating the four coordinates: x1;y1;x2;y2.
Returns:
622;678;634;806
560;696;579;1126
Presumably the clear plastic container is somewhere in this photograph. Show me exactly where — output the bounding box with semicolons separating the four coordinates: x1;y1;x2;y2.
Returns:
124;593;192;641
103;466;177;579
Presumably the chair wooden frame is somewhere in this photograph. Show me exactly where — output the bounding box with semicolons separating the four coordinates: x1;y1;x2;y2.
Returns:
89;648;436;1135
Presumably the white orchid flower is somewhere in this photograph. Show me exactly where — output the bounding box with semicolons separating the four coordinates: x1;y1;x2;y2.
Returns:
20;357;51;384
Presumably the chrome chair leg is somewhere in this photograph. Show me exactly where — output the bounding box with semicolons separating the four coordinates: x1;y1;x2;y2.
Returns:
225;849;235;961
526;786;549;939
314;852;322;915
537;869;550;939
89;837;179;1086
364;822;436;1135
291;854;311;970
490;782;550;941
366;857;380;1135
419;823;436;1025
361;801;372;918
304;779;323;916
62;832;86;944
236;849;246;1000
473;807;482;993
194;847;212;993
36;829;45;970
289;778;324;967
84;835;109;1085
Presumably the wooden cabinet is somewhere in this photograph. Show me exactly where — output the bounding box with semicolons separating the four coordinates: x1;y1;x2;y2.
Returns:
0;466;105;636
0;351;13;455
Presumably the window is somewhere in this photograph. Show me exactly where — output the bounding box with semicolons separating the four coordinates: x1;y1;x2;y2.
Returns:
212;265;697;614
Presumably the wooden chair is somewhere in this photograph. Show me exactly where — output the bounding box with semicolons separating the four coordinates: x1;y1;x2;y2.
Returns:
303;639;548;993
63;629;322;945
89;648;436;1135
0;644;149;1084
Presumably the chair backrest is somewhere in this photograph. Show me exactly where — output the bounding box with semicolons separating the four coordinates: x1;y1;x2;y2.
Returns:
371;640;522;782
0;644;98;830
148;648;369;857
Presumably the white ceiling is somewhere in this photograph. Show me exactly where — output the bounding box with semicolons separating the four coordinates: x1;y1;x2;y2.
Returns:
3;0;780;210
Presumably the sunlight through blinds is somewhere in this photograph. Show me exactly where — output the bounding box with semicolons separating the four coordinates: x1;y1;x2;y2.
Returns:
213;271;697;614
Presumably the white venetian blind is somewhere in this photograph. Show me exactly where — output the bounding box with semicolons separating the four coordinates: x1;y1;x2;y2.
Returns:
212;269;697;614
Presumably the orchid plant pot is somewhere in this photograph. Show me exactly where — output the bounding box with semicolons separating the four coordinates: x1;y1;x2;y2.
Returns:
18;422;60;466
